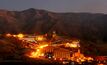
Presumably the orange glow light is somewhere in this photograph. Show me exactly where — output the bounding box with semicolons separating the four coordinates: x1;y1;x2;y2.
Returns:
36;36;45;41
65;42;79;48
17;33;24;38
13;35;17;37
28;44;48;58
6;33;12;37
39;44;48;49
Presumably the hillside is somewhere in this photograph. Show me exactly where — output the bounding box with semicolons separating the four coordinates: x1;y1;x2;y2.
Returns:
0;8;107;42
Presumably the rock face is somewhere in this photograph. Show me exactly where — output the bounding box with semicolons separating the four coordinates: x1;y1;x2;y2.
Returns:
0;8;107;41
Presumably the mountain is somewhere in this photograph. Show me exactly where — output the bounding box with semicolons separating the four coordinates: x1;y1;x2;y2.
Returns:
0;8;107;42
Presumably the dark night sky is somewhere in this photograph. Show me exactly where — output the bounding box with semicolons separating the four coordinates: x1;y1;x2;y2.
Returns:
0;0;107;13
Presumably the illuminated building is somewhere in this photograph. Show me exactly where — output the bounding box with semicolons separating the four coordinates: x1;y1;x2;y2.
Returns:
38;46;71;60
24;33;94;64
42;46;54;53
53;48;71;60
71;49;93;63
65;40;80;48
22;37;36;43
52;31;57;38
